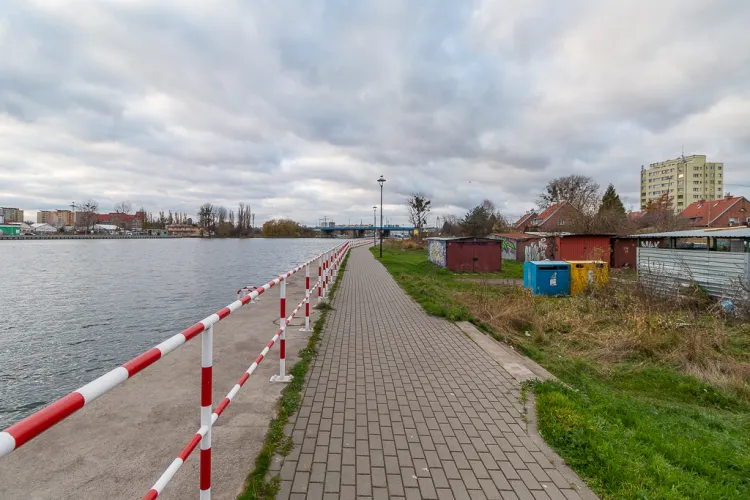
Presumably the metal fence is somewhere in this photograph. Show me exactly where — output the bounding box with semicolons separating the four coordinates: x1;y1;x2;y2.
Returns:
0;239;370;499
637;247;750;299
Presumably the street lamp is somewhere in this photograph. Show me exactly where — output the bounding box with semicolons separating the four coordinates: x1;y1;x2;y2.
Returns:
377;175;386;257
373;206;377;246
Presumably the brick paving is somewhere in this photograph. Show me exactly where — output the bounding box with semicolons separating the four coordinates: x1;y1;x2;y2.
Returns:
276;246;593;499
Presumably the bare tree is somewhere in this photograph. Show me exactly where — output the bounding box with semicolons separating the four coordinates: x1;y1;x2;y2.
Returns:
80;199;99;233
406;193;431;240
199;203;214;236
440;214;463;236
216;206;228;226
538;175;601;213
114;200;133;214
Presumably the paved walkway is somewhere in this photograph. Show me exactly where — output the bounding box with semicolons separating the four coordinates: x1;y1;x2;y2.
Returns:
277;246;593;500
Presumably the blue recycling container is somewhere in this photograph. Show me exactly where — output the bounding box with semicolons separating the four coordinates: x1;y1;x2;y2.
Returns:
523;261;571;296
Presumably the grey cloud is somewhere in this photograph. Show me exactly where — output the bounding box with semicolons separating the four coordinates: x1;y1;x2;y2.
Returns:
0;0;749;225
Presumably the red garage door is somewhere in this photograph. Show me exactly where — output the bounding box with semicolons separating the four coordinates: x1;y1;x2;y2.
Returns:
446;241;474;271
446;241;502;272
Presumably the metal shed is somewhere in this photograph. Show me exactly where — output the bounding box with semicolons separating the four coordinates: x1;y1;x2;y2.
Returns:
427;237;502;272
611;237;638;268
633;228;750;299
488;233;541;261
524;233;612;262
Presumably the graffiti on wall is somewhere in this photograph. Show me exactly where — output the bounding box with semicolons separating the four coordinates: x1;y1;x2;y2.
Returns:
428;240;446;267
501;238;517;260
524;238;548;261
640;240;659;248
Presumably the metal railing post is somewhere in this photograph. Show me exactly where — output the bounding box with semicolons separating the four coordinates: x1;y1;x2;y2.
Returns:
324;253;331;297
200;325;213;500
317;255;323;304
270;276;292;383
300;264;312;332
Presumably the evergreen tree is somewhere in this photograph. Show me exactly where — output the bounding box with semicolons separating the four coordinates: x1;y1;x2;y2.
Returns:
598;184;625;216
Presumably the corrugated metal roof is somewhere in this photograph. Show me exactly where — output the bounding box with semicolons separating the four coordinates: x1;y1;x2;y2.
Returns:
426;236;496;241
490;232;540;241
632;228;750;238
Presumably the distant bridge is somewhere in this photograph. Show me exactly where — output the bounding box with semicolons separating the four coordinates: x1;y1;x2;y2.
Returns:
312;225;437;238
315;225;417;232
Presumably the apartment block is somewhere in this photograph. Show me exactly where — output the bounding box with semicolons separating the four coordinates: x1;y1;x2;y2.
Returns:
640;155;724;212
38;210;75;227
0;207;24;223
37;210;59;225
57;210;73;226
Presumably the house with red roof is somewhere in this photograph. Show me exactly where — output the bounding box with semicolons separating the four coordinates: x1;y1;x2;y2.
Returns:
528;202;578;231
679;195;750;228
94;212;145;231
513;211;538;232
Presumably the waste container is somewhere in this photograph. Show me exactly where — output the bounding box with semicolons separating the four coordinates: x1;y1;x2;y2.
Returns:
566;260;609;295
523;261;571;296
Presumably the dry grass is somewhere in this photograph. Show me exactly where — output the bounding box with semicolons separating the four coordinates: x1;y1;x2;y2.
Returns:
456;280;750;400
382;238;427;250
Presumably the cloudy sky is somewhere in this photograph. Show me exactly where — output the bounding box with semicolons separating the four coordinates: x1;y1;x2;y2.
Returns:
1;0;749;226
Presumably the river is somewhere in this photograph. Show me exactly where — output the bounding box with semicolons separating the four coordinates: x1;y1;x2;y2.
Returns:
0;238;341;428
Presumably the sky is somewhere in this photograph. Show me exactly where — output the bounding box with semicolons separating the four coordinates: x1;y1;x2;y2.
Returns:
1;0;749;226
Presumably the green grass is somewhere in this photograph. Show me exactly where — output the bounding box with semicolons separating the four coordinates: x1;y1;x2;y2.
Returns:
372;244;750;500
238;251;350;499
452;258;524;280
534;376;749;499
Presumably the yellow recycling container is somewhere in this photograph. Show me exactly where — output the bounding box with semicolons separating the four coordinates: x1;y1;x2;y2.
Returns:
566;261;609;295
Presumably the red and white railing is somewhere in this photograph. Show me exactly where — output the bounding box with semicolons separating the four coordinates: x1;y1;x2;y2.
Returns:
0;239;370;499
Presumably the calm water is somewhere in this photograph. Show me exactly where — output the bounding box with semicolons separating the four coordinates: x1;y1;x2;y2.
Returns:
0;238;341;428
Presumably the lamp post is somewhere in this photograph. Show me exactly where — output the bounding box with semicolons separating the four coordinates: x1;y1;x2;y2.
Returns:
377;175;386;258
373;206;377;246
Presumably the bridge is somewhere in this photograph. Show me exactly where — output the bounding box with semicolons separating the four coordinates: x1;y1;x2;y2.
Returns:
313;224;438;238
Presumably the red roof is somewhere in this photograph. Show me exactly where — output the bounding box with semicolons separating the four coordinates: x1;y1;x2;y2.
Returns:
679;196;745;225
536;202;574;224
95;212;140;222
627;211;646;222
513;212;537;228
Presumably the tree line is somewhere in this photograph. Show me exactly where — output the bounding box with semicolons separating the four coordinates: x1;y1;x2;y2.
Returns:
198;202;257;237
412;173;678;239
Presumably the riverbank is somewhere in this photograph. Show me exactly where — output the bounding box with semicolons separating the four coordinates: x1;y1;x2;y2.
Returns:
373;241;750;500
0;234;183;240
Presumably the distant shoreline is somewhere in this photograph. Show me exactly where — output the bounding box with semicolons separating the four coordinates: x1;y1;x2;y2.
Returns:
0;234;336;241
0;234;184;241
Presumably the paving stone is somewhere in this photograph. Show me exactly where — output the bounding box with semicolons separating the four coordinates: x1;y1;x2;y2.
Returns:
310;462;326;483
324;471;340;493
272;247;596;500
291;472;309;494
387;474;405;496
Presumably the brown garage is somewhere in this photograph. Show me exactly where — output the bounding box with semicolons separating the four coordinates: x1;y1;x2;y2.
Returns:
427;237;502;272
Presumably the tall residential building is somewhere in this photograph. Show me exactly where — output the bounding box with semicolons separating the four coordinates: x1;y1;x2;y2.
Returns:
37;210;59;226
37;210;74;227
57;210;73;226
640;155;724;212
1;207;24;223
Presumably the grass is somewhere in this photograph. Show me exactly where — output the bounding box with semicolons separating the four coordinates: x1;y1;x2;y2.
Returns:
373;241;750;500
237;251;350;499
453;258;524;280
